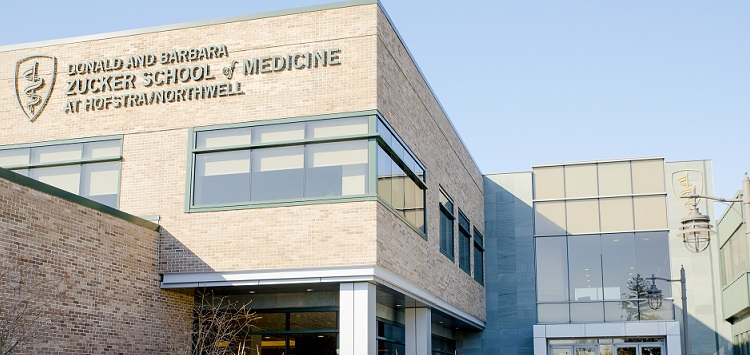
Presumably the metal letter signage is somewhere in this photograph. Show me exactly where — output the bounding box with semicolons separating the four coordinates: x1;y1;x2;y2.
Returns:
671;169;704;210
15;55;57;122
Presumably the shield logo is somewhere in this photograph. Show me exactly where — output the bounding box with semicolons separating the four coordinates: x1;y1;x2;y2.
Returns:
671;169;704;210
15;55;57;122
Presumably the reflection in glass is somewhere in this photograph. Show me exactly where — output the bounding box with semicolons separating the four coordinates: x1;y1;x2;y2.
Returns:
196;127;251;149
81;162;120;207
536;237;569;302
253;123;306;144
576;347;596;355
570;303;604;323
83;140;121;159
0;148;30;167
635;232;671;298
616;347;637;355
30;165;81;194
568;235;602;301
307;116;368;139
377;144;425;233
251;146;304;201
538;303;570;323
31;144;82;164
601;234;636;300
377;146;393;205
289;311;337;330
194;150;250;205
305;141;368;198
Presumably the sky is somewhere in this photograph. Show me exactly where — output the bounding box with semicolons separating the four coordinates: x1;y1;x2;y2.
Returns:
1;0;747;215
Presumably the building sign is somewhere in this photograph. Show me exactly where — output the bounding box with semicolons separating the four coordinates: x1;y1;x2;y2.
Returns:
671;169;704;209
13;44;341;120
14;55;57;122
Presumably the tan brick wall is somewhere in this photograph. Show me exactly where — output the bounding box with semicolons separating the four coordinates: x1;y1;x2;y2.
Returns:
0;174;193;354
375;9;486;320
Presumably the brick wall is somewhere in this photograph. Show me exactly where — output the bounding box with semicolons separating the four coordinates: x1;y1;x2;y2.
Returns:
375;9;486;320
0;171;193;354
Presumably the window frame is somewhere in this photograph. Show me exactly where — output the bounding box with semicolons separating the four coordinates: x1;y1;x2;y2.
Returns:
458;209;472;274
185;111;380;212
473;227;485;285
439;188;455;260
0;135;123;208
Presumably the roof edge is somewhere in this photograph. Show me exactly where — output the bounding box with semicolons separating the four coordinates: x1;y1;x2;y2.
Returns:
0;0;377;52
0;167;159;232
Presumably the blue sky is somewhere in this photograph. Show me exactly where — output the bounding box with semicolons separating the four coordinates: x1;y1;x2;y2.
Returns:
1;0;747;214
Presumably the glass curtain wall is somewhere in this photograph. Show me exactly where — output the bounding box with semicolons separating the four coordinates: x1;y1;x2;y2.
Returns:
533;159;673;323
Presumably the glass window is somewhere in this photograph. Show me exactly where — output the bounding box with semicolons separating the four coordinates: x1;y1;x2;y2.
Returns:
570;302;604;323
31;143;82;164
474;229;484;284
631;160;665;194
306;141;368;198
307;116;368;139
289;311;337;330
195;127;251;149
566;200;600;234
251;146;304;201
81;162;120;207
458;211;471;274
534;166;565;200
194;150;251;206
535;201;566;236
432;335;456;355
635;232;671;297
0;148;30;167
601;233;636;300
377;146;393;205
30;165;81;194
633;196;667;230
600;198;634;232
536;236;569;302
253;122;305;144
568;235;603;301
565;164;598;198
0;138;122;208
598;162;632;196
538;303;570;323
440;190;455;260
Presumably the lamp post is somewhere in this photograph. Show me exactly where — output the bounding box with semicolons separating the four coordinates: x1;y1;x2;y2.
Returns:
676;173;750;253
645;266;689;355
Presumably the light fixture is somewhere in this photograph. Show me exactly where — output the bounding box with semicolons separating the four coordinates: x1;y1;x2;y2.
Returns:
644;267;689;354
676;198;714;253
306;288;314;292
676;173;749;253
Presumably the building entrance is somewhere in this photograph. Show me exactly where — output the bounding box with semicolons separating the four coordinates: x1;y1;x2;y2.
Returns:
549;338;664;355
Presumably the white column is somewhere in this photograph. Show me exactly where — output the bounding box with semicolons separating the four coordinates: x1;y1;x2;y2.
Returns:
405;307;432;355
339;282;376;355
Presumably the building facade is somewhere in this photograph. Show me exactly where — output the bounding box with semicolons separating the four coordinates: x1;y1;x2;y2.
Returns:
0;1;485;354
0;1;735;354
471;158;732;355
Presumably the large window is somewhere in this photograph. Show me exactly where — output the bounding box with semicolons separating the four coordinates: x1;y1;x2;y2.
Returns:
0;137;122;208
439;189;455;260
189;113;427;233
376;117;426;234
473;228;485;284
190;116;370;207
246;309;338;355
458;210;471;274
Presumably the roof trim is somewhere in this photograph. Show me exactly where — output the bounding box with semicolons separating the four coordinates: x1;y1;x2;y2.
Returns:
0;167;159;232
0;0;377;52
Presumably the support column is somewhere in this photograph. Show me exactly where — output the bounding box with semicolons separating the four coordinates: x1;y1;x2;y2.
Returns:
405;307;432;355
339;282;376;355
